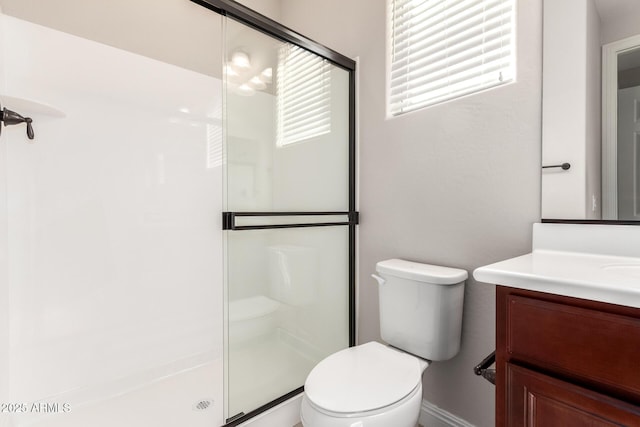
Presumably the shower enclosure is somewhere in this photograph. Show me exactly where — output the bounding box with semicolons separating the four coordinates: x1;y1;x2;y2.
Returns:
0;1;355;426
209;1;357;423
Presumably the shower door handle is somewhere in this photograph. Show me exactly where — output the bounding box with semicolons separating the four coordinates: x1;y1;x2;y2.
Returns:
222;211;357;230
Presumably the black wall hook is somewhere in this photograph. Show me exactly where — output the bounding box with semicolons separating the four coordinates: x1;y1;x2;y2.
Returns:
542;162;571;170
0;102;35;140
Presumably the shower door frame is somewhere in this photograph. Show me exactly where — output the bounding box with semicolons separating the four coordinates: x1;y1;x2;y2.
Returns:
190;1;357;425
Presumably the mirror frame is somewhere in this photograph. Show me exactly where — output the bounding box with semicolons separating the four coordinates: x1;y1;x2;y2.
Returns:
542;219;640;225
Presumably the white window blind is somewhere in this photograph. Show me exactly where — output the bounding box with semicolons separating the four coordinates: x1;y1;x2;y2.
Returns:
389;0;515;115
277;44;331;146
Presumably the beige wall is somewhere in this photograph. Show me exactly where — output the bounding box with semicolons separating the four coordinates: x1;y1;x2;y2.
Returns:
541;0;601;220
599;0;640;45
586;0;602;220
235;0;282;21
279;1;542;426
0;0;221;77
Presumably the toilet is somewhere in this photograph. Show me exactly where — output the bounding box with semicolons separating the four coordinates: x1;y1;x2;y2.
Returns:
300;259;467;427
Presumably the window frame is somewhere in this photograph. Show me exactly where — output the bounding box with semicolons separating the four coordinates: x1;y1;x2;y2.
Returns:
387;0;517;117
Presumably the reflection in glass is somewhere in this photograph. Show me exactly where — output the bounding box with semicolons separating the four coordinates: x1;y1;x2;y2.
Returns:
224;18;349;213
226;226;349;417
602;35;640;220
542;0;640;221
617;47;640;220
277;45;331;147
223;16;352;419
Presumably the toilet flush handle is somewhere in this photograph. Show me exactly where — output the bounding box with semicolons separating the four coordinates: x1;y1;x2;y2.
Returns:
371;274;386;286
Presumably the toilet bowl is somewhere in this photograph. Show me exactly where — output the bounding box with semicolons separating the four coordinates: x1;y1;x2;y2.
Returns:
300;342;428;427
301;259;467;427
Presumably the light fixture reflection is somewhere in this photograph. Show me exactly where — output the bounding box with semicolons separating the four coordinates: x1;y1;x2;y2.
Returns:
225;65;238;77
231;51;251;70
236;83;255;96
260;67;273;83
249;76;267;90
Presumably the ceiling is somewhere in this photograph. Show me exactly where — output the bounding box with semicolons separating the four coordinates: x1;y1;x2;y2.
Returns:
593;0;640;70
593;0;640;30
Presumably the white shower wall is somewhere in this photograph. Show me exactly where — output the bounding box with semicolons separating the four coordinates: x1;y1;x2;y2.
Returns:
0;8;10;417
1;14;224;426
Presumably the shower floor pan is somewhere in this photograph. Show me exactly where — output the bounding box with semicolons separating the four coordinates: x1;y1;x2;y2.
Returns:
228;330;317;417
8;361;221;427
8;333;315;427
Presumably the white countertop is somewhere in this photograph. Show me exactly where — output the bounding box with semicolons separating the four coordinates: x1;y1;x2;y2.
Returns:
474;249;640;309
474;223;640;308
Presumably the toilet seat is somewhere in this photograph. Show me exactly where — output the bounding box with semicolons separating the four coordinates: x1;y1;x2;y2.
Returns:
304;341;425;414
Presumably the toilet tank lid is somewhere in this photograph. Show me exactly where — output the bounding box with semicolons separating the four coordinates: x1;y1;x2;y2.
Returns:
376;259;468;285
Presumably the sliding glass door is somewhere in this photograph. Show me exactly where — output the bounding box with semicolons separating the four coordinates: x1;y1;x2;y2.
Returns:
222;15;356;424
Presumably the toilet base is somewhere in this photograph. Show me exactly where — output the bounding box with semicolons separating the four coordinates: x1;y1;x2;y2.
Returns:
300;382;422;427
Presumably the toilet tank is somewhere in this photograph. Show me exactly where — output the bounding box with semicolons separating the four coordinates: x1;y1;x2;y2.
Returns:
268;245;318;306
374;259;467;361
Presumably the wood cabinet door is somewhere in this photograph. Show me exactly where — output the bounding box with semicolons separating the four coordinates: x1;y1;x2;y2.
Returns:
507;364;640;426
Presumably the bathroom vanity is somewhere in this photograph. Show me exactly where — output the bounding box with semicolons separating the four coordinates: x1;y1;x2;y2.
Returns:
495;286;640;425
475;224;640;426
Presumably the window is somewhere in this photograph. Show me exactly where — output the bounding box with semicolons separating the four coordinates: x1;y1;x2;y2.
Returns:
389;0;515;115
277;44;331;146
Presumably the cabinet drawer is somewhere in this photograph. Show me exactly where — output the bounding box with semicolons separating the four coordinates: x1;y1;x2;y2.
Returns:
506;295;640;397
506;363;640;426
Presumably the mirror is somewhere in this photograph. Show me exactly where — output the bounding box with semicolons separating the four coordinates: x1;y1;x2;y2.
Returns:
541;0;640;221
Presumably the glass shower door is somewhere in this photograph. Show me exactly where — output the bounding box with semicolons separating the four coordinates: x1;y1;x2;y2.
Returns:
223;16;354;421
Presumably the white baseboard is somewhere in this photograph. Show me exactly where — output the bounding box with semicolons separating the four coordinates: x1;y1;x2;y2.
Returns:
419;399;475;427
